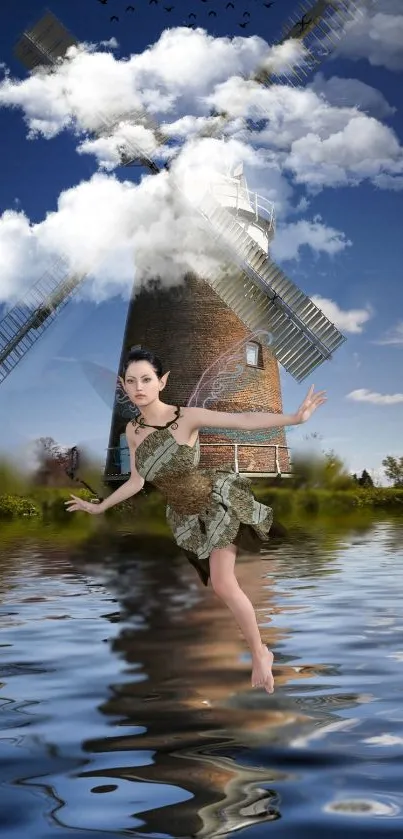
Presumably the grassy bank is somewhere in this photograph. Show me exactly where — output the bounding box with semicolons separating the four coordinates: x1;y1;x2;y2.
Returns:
252;485;403;513
1;484;403;524
1;485;402;556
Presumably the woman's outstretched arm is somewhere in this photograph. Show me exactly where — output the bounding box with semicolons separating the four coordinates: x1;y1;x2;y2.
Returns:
188;385;327;433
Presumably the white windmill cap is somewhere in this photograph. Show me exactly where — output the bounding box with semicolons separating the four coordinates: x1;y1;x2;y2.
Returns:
209;162;256;216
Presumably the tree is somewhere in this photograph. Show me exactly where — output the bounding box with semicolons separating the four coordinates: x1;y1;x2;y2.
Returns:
382;456;403;487
30;437;74;488
358;469;373;488
291;448;355;490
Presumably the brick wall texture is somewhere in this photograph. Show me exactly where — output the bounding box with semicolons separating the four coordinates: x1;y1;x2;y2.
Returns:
105;272;291;479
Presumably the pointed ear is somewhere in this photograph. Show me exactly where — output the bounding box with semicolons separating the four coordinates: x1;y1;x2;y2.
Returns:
160;371;170;389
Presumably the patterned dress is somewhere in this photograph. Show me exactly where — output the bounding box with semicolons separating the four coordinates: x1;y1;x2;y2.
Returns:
132;407;274;587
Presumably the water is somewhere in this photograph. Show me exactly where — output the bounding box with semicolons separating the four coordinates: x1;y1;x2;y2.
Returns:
1;517;403;837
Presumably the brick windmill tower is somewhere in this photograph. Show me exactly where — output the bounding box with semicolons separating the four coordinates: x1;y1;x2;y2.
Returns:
3;3;360;485
105;164;292;481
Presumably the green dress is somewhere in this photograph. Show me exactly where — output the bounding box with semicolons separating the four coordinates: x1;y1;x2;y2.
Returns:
132;406;274;587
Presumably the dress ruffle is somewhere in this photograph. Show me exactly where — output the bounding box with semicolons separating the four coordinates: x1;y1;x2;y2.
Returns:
166;468;273;586
133;422;274;587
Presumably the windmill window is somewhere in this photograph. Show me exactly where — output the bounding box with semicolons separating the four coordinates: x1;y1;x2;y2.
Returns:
246;342;261;367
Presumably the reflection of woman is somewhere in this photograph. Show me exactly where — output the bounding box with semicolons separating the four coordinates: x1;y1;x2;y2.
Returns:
66;348;326;694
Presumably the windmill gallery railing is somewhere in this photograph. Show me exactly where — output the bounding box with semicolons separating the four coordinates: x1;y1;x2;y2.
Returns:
106;442;292;481
209;180;276;234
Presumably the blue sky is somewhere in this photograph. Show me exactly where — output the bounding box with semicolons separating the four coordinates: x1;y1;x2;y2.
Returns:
0;0;402;483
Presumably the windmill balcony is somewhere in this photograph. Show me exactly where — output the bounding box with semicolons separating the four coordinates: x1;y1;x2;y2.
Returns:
208;180;276;240
105;442;292;482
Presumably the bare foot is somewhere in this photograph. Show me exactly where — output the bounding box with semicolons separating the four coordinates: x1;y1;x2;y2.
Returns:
251;645;274;694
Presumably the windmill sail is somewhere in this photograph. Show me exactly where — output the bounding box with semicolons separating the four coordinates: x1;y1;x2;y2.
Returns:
14;10;78;70
0;257;86;384
196;189;345;381
3;1;364;387
255;0;367;87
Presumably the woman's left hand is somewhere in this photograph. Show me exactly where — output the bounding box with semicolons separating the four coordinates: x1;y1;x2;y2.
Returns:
294;385;327;424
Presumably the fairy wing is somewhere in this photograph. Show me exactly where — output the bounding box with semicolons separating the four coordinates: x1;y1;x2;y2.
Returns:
80;359;139;421
187;328;293;444
80;329;293;442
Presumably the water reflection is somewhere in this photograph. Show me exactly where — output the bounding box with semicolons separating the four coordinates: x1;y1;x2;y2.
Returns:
0;516;403;836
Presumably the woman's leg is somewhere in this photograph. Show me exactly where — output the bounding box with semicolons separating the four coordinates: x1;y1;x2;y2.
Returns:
209;543;274;693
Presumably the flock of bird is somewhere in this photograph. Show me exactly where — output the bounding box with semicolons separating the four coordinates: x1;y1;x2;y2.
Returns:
96;0;275;29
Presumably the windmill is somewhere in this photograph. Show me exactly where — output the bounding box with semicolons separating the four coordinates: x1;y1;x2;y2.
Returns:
3;3;365;481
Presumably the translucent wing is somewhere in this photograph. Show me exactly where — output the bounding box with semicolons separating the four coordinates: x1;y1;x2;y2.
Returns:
187;328;293;444
186;331;267;408
80;329;293;442
115;377;139;420
80;359;139;421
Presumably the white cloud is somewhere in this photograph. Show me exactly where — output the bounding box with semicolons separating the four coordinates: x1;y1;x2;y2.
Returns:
284;114;403;191
310;296;373;334
258;39;308;76
0;21;402;307
0;29;288;140
373;321;403;346
372;173;403;191
271;218;351;261
310;72;396;120
336;0;403;72
1;28;402;194
208;81;403;192
99;37;119;49
0;169;234;304
77;121;163;170
346;389;403;405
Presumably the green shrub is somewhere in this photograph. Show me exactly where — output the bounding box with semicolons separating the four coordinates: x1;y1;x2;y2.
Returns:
297;489;320;514
0;494;39;519
252;485;294;514
0;457;28;496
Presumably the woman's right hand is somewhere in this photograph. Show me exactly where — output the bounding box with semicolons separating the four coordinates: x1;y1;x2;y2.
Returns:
64;494;104;515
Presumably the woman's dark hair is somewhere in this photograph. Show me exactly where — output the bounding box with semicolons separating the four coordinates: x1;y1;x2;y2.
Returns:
121;347;164;380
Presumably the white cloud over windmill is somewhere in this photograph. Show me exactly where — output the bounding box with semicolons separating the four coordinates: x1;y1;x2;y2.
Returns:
0;4;400;317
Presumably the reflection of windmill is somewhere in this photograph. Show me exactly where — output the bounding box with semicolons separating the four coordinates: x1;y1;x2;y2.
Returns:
4;4;360;482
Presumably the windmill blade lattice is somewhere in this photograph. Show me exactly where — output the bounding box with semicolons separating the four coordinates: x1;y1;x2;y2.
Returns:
196;189;345;381
3;1;366;386
0;257;86;384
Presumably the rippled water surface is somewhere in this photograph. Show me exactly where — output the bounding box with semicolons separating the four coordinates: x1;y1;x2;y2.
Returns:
1;517;403;838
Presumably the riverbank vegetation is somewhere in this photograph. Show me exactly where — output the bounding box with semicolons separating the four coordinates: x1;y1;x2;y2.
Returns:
1;439;403;524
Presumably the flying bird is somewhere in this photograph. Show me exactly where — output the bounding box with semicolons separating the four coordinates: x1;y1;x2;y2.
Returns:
226;2;234;8
164;5;174;10
243;10;250;16
238;20;249;27
97;0;108;5
126;4;135;10
149;0;158;4
110;14;119;21
208;10;217;16
263;2;275;7
189;12;197;18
